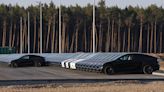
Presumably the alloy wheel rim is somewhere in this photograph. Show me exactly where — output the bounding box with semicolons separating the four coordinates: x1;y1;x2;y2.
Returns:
146;66;153;74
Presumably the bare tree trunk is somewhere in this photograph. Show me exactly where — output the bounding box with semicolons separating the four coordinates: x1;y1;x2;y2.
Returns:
117;16;121;52
138;20;143;52
51;15;56;53
62;22;66;52
65;28;68;52
55;28;58;52
2;19;7;47
22;19;25;52
105;29;110;52
111;20;114;52
90;29;93;52
123;31;126;52
131;30;134;52
128;26;131;52
46;17;52;51
147;24;150;53
84;21;87;52
38;27;40;53
82;29;86;52
65;33;69;52
12;23;16;47
95;28;98;52
43;27;47;52
134;31;137;52
70;32;75;52
160;30;163;53
154;21;157;53
75;28;79;52
25;19;28;52
23;18;27;52
33;16;36;53
105;18;110;52
114;27;117;52
99;22;102;52
16;31;20;53
150;22;153;53
75;22;80;52
9;21;13;47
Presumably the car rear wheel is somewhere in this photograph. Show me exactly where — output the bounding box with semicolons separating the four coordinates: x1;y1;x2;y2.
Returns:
11;62;18;68
143;65;153;74
34;61;42;67
104;66;114;75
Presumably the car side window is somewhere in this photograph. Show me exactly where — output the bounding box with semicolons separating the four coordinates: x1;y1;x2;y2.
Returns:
119;55;133;61
21;56;30;60
128;55;133;60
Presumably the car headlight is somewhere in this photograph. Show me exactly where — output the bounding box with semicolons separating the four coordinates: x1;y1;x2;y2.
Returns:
99;66;103;69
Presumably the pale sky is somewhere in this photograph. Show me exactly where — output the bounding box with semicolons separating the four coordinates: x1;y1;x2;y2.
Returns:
0;0;164;8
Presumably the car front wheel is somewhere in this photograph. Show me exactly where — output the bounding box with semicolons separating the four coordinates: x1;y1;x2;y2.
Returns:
143;65;153;74
11;62;18;68
104;66;114;75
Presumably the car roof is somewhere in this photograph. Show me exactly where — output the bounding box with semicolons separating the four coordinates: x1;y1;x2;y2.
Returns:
21;55;44;58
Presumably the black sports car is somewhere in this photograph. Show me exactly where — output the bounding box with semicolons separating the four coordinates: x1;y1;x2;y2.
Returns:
9;55;49;67
103;54;160;75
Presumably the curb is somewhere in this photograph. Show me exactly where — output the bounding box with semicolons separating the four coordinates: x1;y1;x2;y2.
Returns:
153;69;164;76
153;72;164;76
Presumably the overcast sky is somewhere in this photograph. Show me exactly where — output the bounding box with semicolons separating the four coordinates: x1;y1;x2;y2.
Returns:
0;0;164;8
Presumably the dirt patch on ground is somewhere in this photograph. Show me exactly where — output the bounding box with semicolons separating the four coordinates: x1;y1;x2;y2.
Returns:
0;81;163;92
160;62;164;70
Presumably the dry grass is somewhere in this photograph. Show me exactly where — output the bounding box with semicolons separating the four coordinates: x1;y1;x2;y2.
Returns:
0;82;164;92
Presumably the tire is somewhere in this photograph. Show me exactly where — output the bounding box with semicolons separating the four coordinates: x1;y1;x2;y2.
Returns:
34;61;42;67
11;62;18;68
143;65;153;74
104;66;114;75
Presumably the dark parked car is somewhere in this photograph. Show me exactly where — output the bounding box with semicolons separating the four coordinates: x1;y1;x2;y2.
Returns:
103;54;160;75
9;55;49;67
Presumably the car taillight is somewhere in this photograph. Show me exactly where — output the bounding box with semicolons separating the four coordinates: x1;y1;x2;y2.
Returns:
157;58;161;64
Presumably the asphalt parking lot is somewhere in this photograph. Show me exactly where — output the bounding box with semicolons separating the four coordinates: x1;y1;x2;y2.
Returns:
0;65;163;80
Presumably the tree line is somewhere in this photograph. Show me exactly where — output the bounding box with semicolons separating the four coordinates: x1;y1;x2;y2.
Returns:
0;0;164;53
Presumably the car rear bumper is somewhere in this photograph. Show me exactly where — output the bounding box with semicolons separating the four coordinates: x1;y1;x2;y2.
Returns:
153;65;160;71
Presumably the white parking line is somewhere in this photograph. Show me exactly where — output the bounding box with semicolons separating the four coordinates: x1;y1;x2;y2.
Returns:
153;72;164;76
